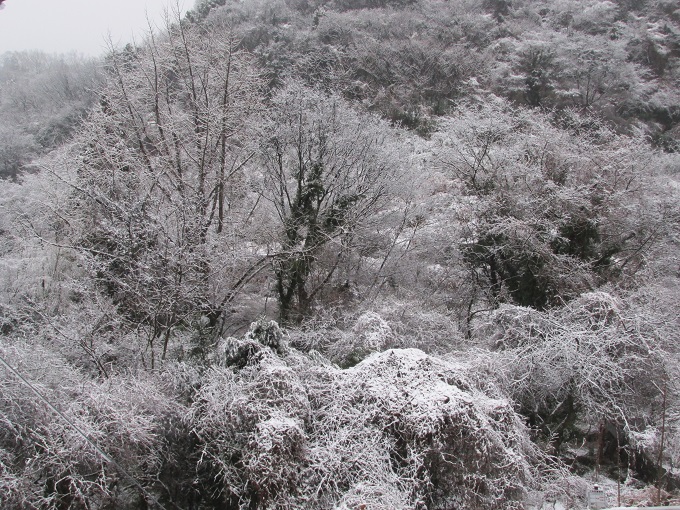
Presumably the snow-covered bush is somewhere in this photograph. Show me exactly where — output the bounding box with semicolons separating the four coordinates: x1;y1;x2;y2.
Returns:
191;330;539;509
327;311;396;367
291;302;461;368
190;348;311;507
332;349;538;509
0;339;186;509
488;291;665;448
215;318;288;368
435;100;663;317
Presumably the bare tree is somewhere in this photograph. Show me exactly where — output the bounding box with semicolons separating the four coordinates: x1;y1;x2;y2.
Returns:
60;12;262;364
259;84;402;323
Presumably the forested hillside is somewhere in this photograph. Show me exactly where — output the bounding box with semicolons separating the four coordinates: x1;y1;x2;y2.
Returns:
0;51;100;179
1;0;680;508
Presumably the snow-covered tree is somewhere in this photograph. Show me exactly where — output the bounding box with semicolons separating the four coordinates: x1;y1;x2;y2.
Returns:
54;15;263;364
435;100;665;319
258;84;404;322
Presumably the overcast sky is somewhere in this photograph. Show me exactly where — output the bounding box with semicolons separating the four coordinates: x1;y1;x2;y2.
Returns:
0;0;189;57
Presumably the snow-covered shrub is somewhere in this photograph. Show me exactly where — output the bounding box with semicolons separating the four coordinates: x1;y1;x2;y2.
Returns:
335;481;413;510
0;446;22;509
216;335;266;368
0;303;22;337
332;349;538;509
0;339;186;509
243;415;307;505
298;360;415;508
564;291;622;328
244;318;286;351
300;348;539;509
215;318;288;368
489;291;665;448
485;304;552;349
190;347;311;507
287;310;396;367
289;300;462;365
328;311;396;367
525;471;590;510
193;322;539;509
381;303;463;353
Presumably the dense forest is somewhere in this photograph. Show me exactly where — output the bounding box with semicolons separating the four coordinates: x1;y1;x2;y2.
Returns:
1;0;680;508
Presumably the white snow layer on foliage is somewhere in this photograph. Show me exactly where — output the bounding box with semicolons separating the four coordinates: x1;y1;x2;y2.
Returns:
0;340;184;508
192;345;537;509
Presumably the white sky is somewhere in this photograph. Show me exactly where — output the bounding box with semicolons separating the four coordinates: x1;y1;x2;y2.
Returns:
0;0;189;57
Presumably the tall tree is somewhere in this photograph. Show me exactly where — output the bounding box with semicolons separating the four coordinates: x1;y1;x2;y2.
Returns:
60;15;262;363
259;84;402;323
